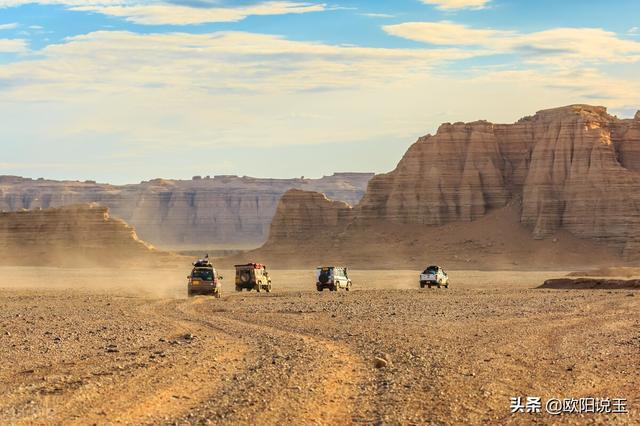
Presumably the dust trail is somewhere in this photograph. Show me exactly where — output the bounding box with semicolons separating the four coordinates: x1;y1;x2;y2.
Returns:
0;267;573;298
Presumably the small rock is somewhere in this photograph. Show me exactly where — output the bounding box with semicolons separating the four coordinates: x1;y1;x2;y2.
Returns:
374;357;388;369
627;293;635;297
105;345;119;353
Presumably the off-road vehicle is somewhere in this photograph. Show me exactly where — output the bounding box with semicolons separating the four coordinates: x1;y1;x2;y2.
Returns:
316;266;352;291
235;263;272;292
420;265;449;288
187;257;223;297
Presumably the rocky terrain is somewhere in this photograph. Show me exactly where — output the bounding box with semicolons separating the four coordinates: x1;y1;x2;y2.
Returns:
251;105;640;268
0;204;177;267
541;278;640;290
0;268;637;424
0;173;373;248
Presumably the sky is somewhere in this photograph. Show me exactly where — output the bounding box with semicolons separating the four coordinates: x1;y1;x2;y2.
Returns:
0;0;639;184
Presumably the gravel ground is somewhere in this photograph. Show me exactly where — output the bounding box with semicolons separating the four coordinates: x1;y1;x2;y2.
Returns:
0;268;638;425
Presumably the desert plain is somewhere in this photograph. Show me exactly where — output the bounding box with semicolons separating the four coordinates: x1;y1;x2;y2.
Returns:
1;267;638;425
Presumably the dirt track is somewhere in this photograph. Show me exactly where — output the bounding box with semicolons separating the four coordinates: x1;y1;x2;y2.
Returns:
0;269;638;424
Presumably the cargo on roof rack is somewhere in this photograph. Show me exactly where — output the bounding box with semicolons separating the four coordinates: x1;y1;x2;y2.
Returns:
234;263;266;269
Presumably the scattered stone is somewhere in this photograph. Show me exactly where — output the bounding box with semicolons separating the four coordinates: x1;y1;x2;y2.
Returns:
374;357;388;369
105;345;119;353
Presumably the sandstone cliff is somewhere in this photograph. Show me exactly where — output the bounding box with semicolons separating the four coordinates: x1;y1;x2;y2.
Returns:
252;105;640;268
0;204;173;267
268;190;353;242
0;173;373;248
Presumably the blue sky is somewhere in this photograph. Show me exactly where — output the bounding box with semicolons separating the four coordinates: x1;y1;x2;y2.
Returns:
1;0;639;183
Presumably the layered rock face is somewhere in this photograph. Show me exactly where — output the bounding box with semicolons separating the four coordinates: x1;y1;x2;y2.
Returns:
268;189;352;242
0;204;167;266
0;173;373;248
264;105;640;263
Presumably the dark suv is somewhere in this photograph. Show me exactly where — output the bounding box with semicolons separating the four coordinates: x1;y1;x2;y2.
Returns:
187;257;222;297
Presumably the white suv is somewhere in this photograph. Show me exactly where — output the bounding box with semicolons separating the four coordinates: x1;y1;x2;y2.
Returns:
316;266;352;292
420;266;449;289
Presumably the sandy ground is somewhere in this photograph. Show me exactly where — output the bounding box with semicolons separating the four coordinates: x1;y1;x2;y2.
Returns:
0;267;638;424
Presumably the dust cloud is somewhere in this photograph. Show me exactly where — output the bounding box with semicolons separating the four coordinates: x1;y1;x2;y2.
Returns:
0;267;573;297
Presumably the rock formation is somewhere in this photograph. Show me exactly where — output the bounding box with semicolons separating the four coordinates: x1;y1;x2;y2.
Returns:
0;173;373;248
268;190;352;242
255;105;640;267
540;278;640;290
0;204;172;267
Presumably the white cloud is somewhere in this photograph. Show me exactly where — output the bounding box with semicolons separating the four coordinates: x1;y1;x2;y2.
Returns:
384;21;640;64
384;21;511;46
0;27;638;182
0;1;327;25
0;0;126;6
0;22;19;30
0;30;481;157
360;13;395;18
420;0;490;10
475;67;640;111
73;1;327;25
0;30;475;100
0;38;27;52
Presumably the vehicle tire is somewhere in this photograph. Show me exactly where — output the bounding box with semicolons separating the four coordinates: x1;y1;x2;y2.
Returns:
332;283;339;292
215;290;221;299
445;283;449;289
266;283;272;293
437;283;441;288
256;284;261;293
188;290;193;297
235;285;241;292
420;283;425;288
346;281;351;291
317;286;323;292
427;285;432;289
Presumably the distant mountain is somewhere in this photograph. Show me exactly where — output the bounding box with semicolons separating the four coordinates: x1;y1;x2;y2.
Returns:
241;105;640;269
0;204;178;267
0;173;373;248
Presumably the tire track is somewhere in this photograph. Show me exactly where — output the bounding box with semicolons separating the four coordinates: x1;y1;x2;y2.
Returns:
13;299;248;425
170;297;370;424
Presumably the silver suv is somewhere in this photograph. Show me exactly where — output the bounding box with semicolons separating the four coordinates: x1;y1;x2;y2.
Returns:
419;266;449;289
316;266;352;292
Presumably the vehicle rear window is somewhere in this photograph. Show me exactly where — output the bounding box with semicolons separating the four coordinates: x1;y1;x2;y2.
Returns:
424;267;438;274
192;269;214;280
